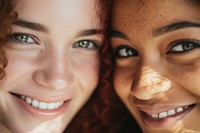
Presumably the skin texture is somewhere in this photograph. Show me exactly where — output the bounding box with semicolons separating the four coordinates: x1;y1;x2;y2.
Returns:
0;0;103;132
111;0;200;132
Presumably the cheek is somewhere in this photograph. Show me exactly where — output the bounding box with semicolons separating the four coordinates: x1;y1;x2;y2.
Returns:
114;69;140;119
2;52;35;85
169;61;200;97
114;67;134;101
74;57;100;93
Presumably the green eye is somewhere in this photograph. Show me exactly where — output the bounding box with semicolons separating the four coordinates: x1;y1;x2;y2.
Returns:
73;40;97;49
79;40;90;48
14;34;35;43
169;40;200;53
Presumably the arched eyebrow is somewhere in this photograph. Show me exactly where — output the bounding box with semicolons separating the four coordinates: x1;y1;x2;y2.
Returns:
153;21;200;37
110;21;200;40
13;19;48;33
13;19;103;37
76;29;103;37
110;30;129;40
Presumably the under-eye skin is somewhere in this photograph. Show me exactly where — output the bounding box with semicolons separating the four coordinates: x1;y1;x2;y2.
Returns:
167;39;200;54
72;40;99;50
9;33;38;45
113;45;138;58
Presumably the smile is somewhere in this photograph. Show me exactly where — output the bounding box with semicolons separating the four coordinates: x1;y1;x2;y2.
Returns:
140;104;196;128
20;95;64;110
149;105;189;119
11;93;71;120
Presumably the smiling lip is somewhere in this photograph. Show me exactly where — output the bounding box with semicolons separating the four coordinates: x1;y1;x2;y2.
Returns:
140;104;195;128
11;93;71;120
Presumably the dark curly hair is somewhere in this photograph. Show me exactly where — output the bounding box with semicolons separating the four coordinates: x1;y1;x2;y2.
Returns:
0;0;17;79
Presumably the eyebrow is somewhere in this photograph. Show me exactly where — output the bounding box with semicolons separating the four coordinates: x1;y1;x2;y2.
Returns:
13;19;48;33
13;19;103;37
153;21;200;37
76;29;103;37
109;30;129;40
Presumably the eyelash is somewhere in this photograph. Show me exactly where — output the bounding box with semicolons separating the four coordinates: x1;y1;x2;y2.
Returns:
9;33;38;45
9;33;99;50
113;45;138;58
167;39;200;54
113;39;200;58
73;40;99;50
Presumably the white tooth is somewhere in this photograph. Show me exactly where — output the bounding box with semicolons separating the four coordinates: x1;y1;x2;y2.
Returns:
59;101;64;106
176;107;183;113
159;112;167;118
167;109;176;116
151;114;158;118
55;102;60;108
20;95;25;100
25;97;32;104
47;103;56;110
32;99;39;108
39;102;48;109
184;106;189;109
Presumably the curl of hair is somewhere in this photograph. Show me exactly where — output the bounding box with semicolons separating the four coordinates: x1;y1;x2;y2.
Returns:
0;0;17;79
65;0;141;132
65;0;113;132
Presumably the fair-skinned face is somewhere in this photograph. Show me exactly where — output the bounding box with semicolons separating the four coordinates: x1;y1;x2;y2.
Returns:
0;0;103;132
111;0;200;132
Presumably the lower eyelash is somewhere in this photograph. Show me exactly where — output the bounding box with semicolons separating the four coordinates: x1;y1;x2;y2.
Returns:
168;39;200;54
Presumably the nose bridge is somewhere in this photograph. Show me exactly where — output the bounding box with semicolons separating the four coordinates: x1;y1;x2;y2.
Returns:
131;65;171;100
33;48;72;90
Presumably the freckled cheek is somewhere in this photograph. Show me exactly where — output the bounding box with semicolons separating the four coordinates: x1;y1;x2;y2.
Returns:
171;65;200;97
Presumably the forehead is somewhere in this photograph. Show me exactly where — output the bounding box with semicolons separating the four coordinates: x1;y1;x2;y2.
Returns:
14;0;100;29
112;0;200;33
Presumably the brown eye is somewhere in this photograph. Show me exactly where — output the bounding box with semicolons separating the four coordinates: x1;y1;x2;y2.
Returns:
169;40;200;53
114;46;138;58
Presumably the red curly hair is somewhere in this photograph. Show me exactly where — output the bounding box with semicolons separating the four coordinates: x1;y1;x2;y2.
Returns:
0;0;17;79
65;0;114;132
65;0;141;132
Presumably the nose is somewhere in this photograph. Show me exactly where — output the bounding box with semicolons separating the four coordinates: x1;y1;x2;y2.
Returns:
131;66;171;100
32;52;72;90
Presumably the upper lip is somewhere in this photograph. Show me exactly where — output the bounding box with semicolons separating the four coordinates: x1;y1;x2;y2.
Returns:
11;92;72;103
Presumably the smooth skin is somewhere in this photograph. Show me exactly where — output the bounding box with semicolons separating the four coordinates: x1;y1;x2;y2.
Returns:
0;0;103;132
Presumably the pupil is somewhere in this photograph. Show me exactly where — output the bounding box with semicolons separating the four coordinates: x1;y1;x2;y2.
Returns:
80;41;88;47
183;43;193;50
17;35;28;42
127;49;133;56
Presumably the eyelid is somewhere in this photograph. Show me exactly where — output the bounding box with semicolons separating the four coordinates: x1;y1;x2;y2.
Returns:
72;39;99;49
167;39;200;54
10;32;39;45
113;45;138;58
114;45;133;51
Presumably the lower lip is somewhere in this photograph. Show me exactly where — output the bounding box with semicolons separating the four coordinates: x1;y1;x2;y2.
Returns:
12;94;70;121
141;104;195;128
